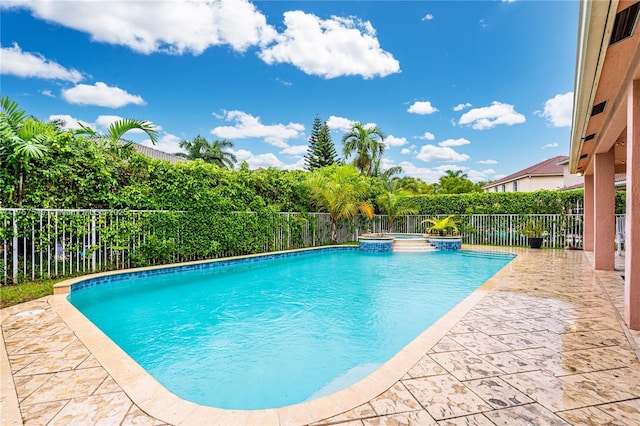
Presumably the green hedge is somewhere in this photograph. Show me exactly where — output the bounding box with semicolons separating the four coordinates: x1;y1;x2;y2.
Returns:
410;189;626;215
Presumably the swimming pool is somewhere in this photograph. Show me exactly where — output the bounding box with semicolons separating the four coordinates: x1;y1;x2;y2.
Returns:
69;247;514;410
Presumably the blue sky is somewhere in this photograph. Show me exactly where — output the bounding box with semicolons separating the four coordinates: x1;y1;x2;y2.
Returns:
1;0;578;183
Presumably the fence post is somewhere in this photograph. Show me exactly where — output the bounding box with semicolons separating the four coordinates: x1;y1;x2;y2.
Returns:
12;210;18;283
91;212;97;272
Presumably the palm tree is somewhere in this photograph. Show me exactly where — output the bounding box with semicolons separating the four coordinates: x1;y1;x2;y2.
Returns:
77;118;159;157
342;122;386;177
0;96;52;204
308;165;374;244
376;190;419;232
177;135;237;168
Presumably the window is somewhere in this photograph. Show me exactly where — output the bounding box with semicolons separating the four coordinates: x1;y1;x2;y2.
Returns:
610;2;640;45
513;181;518;192
501;184;506;192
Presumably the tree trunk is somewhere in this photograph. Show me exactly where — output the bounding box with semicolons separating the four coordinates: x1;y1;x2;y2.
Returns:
331;220;338;244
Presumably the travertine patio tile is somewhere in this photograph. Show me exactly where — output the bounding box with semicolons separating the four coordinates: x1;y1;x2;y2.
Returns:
94;376;123;395
560;317;621;334
559;329;628;350
577;368;640;397
462;320;521;336
20;400;68;425
596;399;640;425
509;347;592;376
313;403;376;425
13;372;55;401
556;406;623;425
326;421;363;426
448;332;513;354
10;331;78;354
491;331;561;351
428;337;466;353
8;352;42;374
478;351;536;374
369;383;421;416
463;377;533;409
405;355;447;379
461;311;487;321
77;354;102;369
559;346;639;372
500;370;604;412
429;350;503;381
403;375;491;420
15;346;91;376
361;410;437;426
121;405;167;425
436;413;494;425
47;391;132;425
483;403;569;425
21;367;109;405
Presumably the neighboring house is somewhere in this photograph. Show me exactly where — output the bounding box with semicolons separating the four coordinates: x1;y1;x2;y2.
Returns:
483;155;578;192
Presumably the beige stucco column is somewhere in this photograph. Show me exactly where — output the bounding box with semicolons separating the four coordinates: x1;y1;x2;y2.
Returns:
593;149;615;270
583;174;594;251
626;79;640;330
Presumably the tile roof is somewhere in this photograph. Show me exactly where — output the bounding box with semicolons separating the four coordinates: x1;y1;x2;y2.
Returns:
132;143;186;164
484;155;568;188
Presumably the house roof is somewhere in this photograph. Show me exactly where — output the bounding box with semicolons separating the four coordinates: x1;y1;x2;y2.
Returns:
483;155;569;188
132;143;186;164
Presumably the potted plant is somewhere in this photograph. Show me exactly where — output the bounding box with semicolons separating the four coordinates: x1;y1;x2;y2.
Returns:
519;219;545;249
421;214;461;236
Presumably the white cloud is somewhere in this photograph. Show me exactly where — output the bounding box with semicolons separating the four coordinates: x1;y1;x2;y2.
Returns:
453;102;472;111
401;145;417;155
537;92;573;127
477;159;498;164
94;115;123;130
211;110;304;148
0;43;83;82
458;101;525;130
48;114;93;131
3;0;277;55
422;14;434;21
407;101;439;115
230;148;290;169
41;89;55;98
385;135;408;147
417;132;435;140
398;162;444;184
280;145;308;156
259;11;400;79
326;116;355;132
542;142;559;149
140;133;183;154
416;145;470;162
233;151;305;170
438;138;471;147
325;116;376;133
62;82;146;108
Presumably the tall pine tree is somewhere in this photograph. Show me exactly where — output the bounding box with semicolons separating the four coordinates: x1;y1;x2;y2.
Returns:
304;114;339;171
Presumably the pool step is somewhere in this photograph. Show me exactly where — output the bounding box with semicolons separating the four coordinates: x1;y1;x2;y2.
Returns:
392;238;436;252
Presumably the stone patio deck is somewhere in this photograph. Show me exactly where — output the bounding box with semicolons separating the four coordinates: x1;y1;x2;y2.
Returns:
1;248;639;425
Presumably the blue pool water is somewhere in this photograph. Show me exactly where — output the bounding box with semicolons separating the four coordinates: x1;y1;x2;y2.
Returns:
69;248;514;410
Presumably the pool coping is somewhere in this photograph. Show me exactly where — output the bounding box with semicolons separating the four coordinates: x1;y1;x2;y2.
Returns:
17;245;522;425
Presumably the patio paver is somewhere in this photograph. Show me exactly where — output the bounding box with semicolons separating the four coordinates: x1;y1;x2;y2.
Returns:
2;248;639;425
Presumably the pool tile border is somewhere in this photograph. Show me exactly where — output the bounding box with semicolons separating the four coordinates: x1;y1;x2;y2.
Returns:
45;245;521;425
